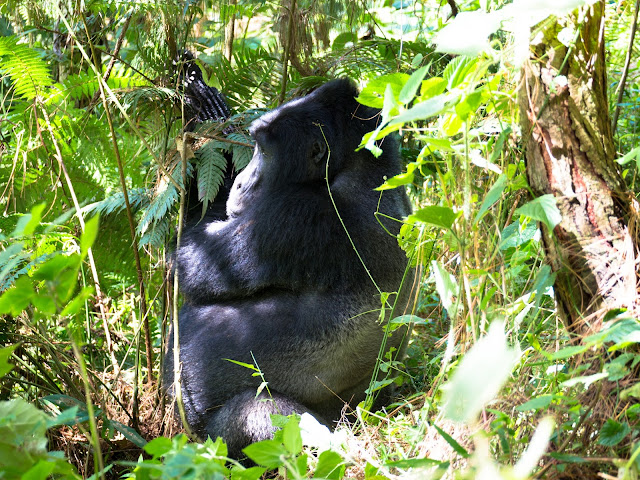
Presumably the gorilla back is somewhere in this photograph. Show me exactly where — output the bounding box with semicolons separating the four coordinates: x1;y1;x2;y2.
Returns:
164;79;413;458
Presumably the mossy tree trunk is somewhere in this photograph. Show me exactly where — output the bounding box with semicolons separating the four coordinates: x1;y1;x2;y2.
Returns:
518;1;639;333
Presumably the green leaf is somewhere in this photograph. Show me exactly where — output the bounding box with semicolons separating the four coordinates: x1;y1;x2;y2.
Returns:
13;203;46;237
420;77;447;99
473;174;507;225
443;321;518;423
0;276;34;315
332;32;357;51
409;205;458;230
224;358;259;371
432;423;470;458
443;56;477;90
314;450;345;479
398;66;429;104
516;394;553;412
230;466;267;480
143;436;174;457
282;416;302;455
107;419;147;448
242;439;287;468
80;215;100;258
0;345;18;379
388;93;449;126
549;345;588;360
598;419;630;447
60;286;94;317
454;90;483;122
0;36;52;99
515;194;562;231
499;219;538;250
357;73;409;109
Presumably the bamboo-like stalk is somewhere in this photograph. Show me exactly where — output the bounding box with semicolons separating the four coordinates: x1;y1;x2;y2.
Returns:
37;104;119;374
82;12;154;388
172;131;195;438
278;0;297;105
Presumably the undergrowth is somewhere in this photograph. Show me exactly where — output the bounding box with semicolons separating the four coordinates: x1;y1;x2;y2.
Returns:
1;0;639;479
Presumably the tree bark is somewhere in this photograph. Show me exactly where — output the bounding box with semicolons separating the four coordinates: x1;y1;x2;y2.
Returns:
518;1;639;334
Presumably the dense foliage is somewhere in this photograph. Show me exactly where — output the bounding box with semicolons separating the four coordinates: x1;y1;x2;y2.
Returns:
0;0;639;479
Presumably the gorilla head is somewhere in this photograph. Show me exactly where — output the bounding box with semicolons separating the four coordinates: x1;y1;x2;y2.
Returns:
164;78;414;459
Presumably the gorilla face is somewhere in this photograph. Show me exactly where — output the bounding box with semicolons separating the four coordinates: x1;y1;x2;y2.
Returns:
227;104;330;218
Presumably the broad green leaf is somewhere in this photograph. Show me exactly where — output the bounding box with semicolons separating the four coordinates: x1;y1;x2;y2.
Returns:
561;372;607;388
420;77;447;99
454;90;483;122
314;450;345;479
516;395;553;412
13;203;46;237
388;93;449;126
357;73;409;109
443;321;518;423
107;419;147;448
443;56;478;90
0;276;34;315
230;466;267;480
242;439;287;468
409;205;458;230
515;194;562;231
60;286;94;316
499;219;538;250
398;65;429;104
143;436;174;457
332;32;357;51
473;174;507;225
282;416;302;455
80;215;99;258
549;345;588;360
598;419;630;447
0;345;18;379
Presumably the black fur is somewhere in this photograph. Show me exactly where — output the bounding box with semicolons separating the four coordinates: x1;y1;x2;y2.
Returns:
164;79;413;458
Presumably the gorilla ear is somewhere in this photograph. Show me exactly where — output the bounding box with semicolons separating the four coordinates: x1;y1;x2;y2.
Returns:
311;139;327;164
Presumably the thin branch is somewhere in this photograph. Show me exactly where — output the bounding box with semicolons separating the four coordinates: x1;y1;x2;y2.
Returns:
81;13;154;395
611;0;640;134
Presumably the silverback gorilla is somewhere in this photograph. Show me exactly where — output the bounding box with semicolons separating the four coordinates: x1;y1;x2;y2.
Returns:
164;78;413;458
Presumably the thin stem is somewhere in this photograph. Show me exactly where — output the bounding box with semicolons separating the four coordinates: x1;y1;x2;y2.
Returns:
278;0;297;105
611;0;640;134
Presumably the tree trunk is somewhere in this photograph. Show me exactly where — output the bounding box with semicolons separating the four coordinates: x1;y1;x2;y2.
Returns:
518;1;639;334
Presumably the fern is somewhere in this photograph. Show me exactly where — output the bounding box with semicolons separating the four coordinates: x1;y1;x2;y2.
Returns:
228;131;253;171
0;36;51;100
83;188;150;217
195;141;227;210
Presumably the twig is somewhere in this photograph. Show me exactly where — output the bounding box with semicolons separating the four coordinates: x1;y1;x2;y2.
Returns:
611;0;639;134
88;13;132;107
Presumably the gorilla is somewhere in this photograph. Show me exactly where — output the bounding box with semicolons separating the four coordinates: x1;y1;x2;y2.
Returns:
164;78;414;458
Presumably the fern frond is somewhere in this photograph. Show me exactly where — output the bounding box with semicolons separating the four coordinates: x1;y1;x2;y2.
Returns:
82;188;150;217
0;36;51;100
227;132;253;171
195;141;227;209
